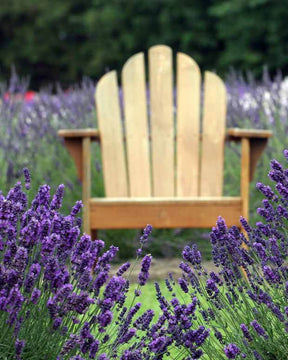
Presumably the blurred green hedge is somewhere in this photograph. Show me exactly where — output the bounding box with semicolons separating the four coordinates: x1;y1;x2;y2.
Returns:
1;0;288;87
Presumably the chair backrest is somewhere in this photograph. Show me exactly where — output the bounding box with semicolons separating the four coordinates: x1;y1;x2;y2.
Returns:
95;45;226;198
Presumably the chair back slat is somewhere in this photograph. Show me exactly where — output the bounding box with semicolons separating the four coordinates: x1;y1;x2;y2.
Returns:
95;48;227;200
122;53;151;197
200;71;226;196
176;52;201;196
149;45;175;196
95;71;128;197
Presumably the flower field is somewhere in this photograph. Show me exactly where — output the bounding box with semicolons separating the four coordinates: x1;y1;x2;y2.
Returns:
0;149;288;359
0;70;288;359
0;70;287;258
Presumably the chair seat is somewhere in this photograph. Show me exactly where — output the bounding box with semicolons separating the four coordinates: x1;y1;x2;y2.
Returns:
89;197;242;229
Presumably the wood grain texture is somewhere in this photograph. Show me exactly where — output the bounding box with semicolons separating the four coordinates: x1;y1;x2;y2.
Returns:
122;52;151;197
227;128;272;138
82;137;91;235
58;128;100;140
200;71;227;196
95;71;128;197
176;52;201;196
149;45;175;196
241;138;250;220
90;197;242;229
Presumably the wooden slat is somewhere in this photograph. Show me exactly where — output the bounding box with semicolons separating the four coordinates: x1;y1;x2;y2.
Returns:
227;128;272;139
89;197;242;229
82;137;91;235
176;52;201;196
241;138;250;220
122;52;151;197
95;71;128;197
149;45;174;196
200;71;227;196
58;128;100;140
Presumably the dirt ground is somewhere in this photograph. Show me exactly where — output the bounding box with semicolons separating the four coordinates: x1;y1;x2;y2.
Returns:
110;258;217;282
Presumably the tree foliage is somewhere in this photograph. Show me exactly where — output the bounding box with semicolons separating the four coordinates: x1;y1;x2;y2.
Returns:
0;0;287;87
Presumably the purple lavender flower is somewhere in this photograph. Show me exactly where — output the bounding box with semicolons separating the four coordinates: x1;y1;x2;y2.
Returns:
30;288;41;304
24;263;41;293
15;338;25;359
240;324;253;342
138;254;152;286
182;244;202;267
118;328;136;343
53;317;62;330
98;354;109;360
149;336;173;354
262;265;280;284
256;182;276;200
116;262;130;276
70;200;83;217
250;320;268;339
98;310;113;327
139;224;153;244
50;184;65;210
22;168;31;190
224;343;241;359
89;340;99;358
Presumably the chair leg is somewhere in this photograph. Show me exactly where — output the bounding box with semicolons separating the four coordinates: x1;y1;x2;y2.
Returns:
91;229;98;241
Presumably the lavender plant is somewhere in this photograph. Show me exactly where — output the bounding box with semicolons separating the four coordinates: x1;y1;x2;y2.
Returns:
154;150;288;359
0;170;208;359
1;68;288;256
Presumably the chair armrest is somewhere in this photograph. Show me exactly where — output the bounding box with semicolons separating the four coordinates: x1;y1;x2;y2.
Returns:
226;127;273;181
226;128;272;140
58;128;100;141
58;128;100;181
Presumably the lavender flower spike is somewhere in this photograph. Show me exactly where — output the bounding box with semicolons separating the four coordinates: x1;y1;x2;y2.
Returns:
140;224;153;244
138;254;152;286
23;168;31;190
224;343;241;359
250;320;268;339
15;338;25;360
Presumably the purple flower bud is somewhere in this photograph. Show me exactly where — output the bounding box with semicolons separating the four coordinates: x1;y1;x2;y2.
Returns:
118;328;136;343
283;149;288;161
15;338;25;359
224;343;241;359
240;216;252;234
116;262;130;276
53;317;62;330
178;278;189;293
25;263;41;293
262;265;280;284
50;184;65;210
23;168;31;190
98;354;109;360
240;324;253;342
256;183;275;200
138;255;152;286
140;224;153;244
251;320;268;339
89;340;99;358
70;200;83;216
182;245;202;266
30;288;41;304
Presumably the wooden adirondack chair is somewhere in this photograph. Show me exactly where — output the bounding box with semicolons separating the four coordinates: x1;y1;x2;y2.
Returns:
58;45;272;236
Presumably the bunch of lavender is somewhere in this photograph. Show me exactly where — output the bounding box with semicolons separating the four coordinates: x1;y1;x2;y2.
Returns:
155;150;288;359
0;170;210;359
